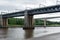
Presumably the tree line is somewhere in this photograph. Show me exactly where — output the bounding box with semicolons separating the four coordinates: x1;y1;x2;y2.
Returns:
8;18;60;26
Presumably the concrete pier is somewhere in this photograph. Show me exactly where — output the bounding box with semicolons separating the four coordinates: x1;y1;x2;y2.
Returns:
23;10;34;29
44;19;46;27
0;14;3;27
0;17;8;27
2;18;8;27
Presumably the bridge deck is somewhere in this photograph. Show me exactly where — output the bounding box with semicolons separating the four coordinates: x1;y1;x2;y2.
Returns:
2;5;60;18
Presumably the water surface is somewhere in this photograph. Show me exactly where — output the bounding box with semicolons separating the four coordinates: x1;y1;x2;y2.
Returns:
0;27;60;40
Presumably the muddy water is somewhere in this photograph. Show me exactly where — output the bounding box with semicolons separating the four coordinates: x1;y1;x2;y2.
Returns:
0;27;60;40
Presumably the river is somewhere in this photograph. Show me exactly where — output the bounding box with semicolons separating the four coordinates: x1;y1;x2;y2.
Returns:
0;27;60;40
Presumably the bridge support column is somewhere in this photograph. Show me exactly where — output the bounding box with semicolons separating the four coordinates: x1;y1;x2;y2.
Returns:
0;18;8;27
2;18;8;27
0;18;3;27
44;19;46;27
23;11;34;29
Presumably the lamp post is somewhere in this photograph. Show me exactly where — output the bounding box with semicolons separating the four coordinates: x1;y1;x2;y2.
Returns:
39;0;46;8
39;4;46;8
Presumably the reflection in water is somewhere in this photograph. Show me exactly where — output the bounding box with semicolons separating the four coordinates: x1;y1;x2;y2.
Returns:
0;27;59;40
0;28;8;38
24;29;34;39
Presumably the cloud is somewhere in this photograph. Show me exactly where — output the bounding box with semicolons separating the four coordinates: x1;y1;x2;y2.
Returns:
0;5;17;10
45;0;57;6
0;0;58;11
0;0;60;21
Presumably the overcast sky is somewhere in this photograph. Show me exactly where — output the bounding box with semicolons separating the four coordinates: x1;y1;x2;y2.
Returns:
0;0;60;21
0;0;57;11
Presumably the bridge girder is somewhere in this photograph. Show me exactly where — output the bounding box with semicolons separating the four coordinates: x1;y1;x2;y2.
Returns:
2;5;60;18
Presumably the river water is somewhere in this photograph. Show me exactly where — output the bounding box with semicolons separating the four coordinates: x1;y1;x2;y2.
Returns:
0;27;60;40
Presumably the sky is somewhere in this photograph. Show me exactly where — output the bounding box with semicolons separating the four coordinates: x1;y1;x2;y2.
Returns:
0;0;60;21
0;0;57;11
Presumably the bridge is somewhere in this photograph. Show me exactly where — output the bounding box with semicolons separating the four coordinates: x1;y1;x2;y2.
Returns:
2;5;60;18
1;5;60;29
